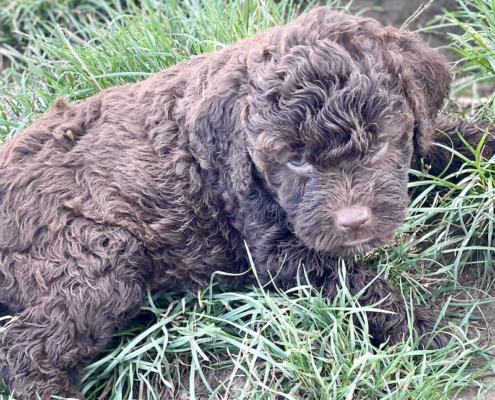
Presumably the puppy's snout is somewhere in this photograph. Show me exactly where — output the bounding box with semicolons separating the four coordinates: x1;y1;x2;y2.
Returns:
334;207;371;231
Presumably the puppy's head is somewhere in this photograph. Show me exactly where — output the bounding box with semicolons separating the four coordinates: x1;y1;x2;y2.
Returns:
243;8;451;256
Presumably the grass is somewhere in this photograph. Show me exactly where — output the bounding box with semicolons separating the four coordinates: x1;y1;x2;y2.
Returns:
1;0;495;399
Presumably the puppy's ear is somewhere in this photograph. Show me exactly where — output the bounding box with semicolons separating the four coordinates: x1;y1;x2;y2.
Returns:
384;28;452;158
186;66;254;198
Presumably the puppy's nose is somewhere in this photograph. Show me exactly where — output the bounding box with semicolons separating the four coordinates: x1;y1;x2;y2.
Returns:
334;207;371;230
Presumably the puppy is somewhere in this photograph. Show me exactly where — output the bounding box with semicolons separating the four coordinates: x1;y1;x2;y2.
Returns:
0;7;493;399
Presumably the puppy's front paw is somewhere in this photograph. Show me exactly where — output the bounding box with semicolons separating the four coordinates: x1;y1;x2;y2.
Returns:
412;305;450;350
372;304;449;350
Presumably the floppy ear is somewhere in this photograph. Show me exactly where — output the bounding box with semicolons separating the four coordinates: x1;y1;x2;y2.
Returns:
383;28;452;158
184;59;254;200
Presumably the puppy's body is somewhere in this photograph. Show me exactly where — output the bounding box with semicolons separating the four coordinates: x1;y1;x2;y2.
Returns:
0;8;493;399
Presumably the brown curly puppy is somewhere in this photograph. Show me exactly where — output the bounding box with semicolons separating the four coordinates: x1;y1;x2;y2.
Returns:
0;7;494;399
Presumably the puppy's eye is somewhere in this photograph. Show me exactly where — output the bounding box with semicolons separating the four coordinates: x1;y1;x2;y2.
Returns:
287;158;313;173
371;141;387;154
290;158;307;167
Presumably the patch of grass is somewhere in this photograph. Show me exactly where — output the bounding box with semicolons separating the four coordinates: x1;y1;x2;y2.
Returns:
447;0;495;119
0;0;115;49
75;264;493;400
1;0;495;399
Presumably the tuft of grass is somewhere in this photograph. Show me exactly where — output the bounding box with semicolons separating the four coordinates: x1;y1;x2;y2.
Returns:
441;0;495;120
1;0;495;399
0;0;115;48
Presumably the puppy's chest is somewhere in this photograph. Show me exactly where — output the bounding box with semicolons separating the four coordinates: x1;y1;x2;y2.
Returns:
144;191;246;287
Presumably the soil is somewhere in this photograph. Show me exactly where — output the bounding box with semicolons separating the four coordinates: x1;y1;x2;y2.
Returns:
449;268;495;400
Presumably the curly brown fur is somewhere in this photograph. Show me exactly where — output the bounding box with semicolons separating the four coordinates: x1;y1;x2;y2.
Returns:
1;7;494;399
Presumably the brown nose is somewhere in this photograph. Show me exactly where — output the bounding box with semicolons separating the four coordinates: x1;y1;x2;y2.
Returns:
334;207;371;231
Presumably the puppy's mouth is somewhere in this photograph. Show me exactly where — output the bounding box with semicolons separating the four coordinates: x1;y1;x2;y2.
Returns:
333;237;383;257
308;232;389;256
310;230;396;257
342;237;373;246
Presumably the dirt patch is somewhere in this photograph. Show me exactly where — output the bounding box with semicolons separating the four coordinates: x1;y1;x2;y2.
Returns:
453;268;495;399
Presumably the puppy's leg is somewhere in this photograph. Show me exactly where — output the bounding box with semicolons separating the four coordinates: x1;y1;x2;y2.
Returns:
0;226;149;400
326;261;447;349
248;240;447;349
420;115;495;176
